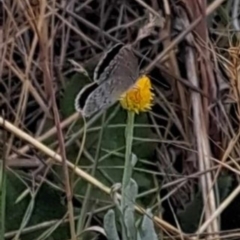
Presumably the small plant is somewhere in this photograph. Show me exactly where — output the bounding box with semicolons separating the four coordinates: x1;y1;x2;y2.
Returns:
102;96;158;240
103;178;158;240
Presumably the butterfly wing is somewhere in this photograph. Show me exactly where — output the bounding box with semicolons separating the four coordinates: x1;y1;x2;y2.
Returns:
113;45;139;90
94;43;124;83
76;44;139;118
75;82;98;114
80;80;117;117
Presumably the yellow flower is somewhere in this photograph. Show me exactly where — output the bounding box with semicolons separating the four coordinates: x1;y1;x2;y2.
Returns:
120;75;154;114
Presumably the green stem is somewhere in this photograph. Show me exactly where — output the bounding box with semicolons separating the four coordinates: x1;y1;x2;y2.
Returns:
122;111;135;192
121;111;135;240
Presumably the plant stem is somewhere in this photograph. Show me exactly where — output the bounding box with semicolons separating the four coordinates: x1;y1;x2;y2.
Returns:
122;111;135;193
121;111;135;240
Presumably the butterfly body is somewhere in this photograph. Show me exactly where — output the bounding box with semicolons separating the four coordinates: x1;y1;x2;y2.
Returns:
75;43;139;117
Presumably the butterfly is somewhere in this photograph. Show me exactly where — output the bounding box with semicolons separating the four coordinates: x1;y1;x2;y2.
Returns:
74;43;139;117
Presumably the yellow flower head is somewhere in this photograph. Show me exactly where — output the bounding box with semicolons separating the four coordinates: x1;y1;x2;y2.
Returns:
120;75;154;114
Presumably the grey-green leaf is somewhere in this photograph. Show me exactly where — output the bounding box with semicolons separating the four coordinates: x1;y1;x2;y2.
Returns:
123;179;138;240
137;232;143;240
124;206;136;240
123;178;138;211
139;209;158;240
104;209;120;240
131;153;138;168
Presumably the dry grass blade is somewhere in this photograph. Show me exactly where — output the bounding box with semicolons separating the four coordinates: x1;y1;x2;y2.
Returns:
2;0;239;239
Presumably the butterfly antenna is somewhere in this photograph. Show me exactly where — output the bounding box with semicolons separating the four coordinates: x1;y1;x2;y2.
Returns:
138;48;152;75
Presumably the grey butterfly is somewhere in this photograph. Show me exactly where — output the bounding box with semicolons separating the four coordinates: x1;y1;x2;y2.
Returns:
75;43;139;117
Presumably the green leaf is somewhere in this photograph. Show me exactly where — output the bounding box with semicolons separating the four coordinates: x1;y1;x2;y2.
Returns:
13;195;35;239
60;72;91;118
177;191;202;233
218;173;233;201
138;209;158;240
123;179;138;240
124;207;135;240
104;209;120;240
5;171;68;240
177;174;233;233
5;171;29;232
123;179;138;211
137;232;142;240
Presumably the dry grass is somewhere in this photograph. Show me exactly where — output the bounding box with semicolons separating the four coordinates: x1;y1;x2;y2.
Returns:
1;0;240;240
